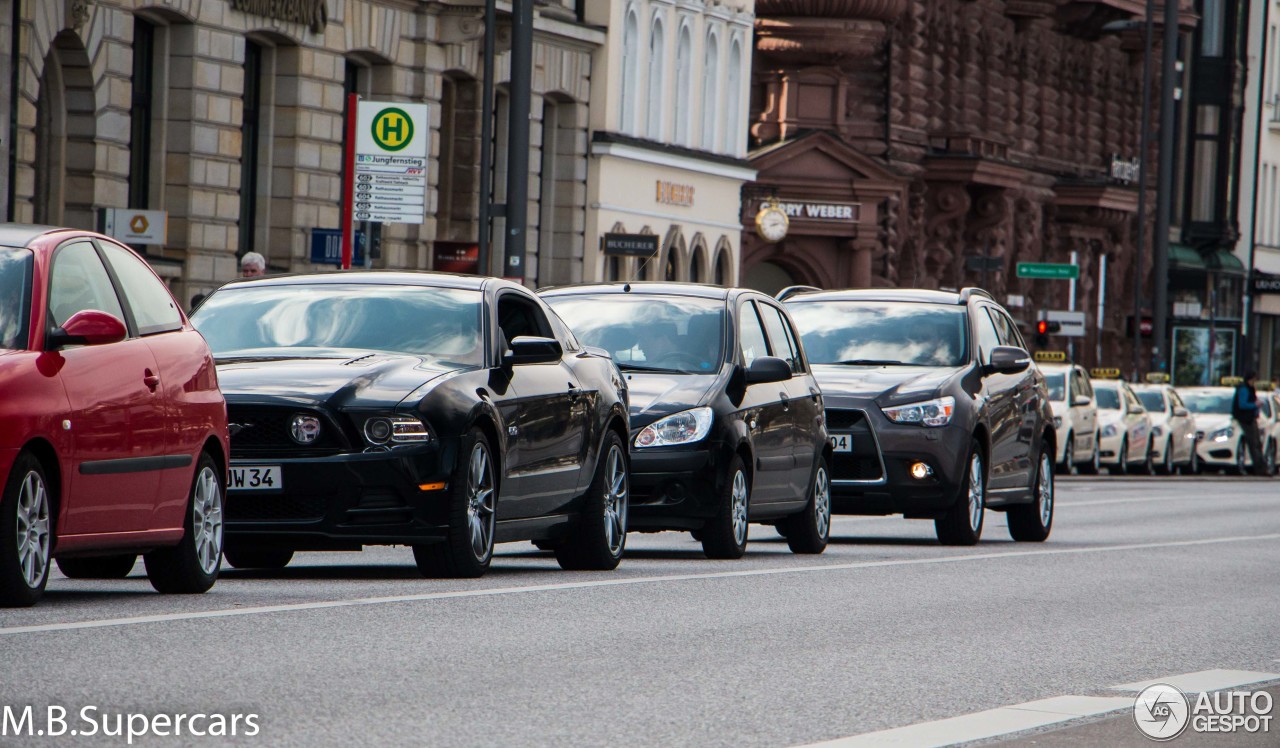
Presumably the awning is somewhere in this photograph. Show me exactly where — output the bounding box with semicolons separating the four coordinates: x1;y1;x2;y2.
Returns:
1207;249;1246;275
1168;243;1205;271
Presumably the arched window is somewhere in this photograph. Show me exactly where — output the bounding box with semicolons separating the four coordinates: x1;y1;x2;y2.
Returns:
690;239;706;283
701;31;720;152
620;7;639;134
674;23;693;147
714;241;732;286
647;14;666;140
726;38;743;155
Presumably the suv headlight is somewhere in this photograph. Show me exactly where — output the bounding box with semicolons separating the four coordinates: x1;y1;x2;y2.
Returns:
1211;426;1234;442
635;407;713;448
881;396;955;427
363;415;432;445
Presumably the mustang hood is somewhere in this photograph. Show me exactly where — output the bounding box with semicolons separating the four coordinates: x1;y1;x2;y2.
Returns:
624;372;719;425
216;352;459;409
811;364;958;404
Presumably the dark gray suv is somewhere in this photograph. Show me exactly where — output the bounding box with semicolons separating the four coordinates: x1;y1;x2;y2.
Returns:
781;288;1056;545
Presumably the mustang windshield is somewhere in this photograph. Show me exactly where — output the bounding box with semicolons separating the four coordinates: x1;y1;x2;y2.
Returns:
546;294;725;374
0;248;32;351
787;301;969;367
193;283;483;366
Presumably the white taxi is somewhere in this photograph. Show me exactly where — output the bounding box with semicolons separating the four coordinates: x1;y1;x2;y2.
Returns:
1131;375;1198;475
1035;353;1099;474
1181;384;1251;474
1090;369;1153;474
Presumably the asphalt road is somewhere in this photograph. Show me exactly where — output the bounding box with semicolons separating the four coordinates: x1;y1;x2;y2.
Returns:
0;476;1277;747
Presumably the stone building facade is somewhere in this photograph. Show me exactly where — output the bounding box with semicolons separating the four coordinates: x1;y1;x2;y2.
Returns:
742;0;1200;370
1;0;602;303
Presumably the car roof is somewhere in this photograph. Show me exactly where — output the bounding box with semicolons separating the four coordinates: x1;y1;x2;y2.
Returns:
781;288;966;305
0;223;86;248
215;270;497;292
538;281;734;300
1178;386;1233;393
1035;363;1076;373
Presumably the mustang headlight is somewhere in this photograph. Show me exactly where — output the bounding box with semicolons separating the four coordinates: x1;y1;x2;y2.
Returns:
881;396;955;427
635;407;713;448
1211;426;1234;442
1101;423;1119;437
363;415;432;445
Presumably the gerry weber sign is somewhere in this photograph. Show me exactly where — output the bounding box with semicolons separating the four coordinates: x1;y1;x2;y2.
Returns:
757;200;861;223
229;0;327;33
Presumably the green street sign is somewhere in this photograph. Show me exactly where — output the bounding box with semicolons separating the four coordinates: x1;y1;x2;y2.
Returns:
1016;262;1079;280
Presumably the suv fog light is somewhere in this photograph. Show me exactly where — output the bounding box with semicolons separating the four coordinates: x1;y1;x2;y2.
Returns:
909;461;933;480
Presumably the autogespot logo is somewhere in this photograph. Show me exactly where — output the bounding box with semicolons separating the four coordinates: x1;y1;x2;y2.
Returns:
1134;683;1191;741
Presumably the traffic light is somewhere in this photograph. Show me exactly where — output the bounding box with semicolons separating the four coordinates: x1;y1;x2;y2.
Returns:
1034;319;1061;348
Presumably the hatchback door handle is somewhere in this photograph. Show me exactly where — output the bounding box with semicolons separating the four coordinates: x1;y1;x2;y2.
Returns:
143;370;160;391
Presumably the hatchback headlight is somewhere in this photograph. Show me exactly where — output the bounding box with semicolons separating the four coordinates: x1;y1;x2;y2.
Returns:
363;415;432;445
635;407;713;448
1101;423;1118;437
1211;426;1234;442
881;396;955;427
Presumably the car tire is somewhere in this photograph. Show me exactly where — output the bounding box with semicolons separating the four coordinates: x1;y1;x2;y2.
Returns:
223;548;293;570
144;452;223;595
555;431;629;571
1078;437;1101;475
936;441;985;546
1183;442;1201;475
781;455;831;555
1008;447;1054;542
1057;434;1074;476
56;554;136;579
1267;441;1277;477
0;453;52;608
532;540;559;552
1235;441;1249;476
414;428;497;579
1109;437;1128;475
1158;438;1175;475
773;524;789;539
701;454;750;559
1142;439;1156;475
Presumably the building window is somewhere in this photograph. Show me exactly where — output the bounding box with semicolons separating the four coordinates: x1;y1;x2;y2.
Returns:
620;7;639;135
238;41;264;257
725;37;743;155
714;243;731;285
702;31;720;151
438;75;481;242
1189;104;1220;223
1200;0;1224;57
646;14;665;140
674;23;692;147
129;18;156;209
690;239;705;283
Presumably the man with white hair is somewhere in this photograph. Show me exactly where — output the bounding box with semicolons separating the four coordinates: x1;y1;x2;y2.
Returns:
240;251;267;277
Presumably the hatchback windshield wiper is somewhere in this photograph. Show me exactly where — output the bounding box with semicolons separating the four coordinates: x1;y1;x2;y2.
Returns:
832;358;911;366
615;362;687;374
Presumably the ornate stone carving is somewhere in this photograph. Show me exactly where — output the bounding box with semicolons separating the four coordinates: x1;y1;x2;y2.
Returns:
68;0;91;29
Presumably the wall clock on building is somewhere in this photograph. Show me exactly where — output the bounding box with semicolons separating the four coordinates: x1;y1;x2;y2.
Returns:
755;198;789;243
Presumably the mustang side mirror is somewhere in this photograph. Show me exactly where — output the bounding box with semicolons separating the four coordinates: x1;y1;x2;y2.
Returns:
986;345;1030;374
48;310;127;348
505;336;563;366
744;356;792;385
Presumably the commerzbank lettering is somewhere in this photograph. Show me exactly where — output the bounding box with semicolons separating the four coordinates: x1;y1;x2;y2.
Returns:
230;0;327;33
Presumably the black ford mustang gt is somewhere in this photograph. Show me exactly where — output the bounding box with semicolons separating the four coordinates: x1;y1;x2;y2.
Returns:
191;272;631;577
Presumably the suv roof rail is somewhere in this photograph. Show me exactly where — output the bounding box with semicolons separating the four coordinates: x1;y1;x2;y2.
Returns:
958;287;994;304
776;285;822;301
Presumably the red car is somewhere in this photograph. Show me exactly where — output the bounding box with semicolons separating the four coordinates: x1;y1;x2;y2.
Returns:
0;225;229;607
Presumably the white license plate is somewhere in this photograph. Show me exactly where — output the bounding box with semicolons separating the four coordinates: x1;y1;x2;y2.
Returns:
830;434;853;453
229;466;282;491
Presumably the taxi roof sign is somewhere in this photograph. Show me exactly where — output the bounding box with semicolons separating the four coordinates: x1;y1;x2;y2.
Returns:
1033;351;1067;363
1257;381;1276;392
1144;373;1170;384
1090;368;1122;380
1220;376;1244;386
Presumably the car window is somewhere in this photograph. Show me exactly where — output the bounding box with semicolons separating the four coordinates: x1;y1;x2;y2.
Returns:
48;241;126;329
496;293;552;346
1170;390;1185;410
1094;386;1120;410
1069;371;1084;400
0;248;32;350
99;243;183;335
1261;398;1274;418
1044;372;1065;401
545;307;580;352
1079;372;1094;398
738;302;770;367
1123;386;1142;411
1136;390;1166;413
973;307;1001;364
988;308;1024;349
758;302;804;374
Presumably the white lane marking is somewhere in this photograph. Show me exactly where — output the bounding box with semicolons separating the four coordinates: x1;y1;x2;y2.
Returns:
1109;669;1280;693
791;696;1133;748
2;532;1278;636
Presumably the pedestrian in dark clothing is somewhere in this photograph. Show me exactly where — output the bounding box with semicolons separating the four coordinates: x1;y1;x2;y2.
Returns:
1232;371;1268;475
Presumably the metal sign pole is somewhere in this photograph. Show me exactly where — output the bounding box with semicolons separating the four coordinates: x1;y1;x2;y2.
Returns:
502;0;534;282
340;93;359;270
477;0;496;276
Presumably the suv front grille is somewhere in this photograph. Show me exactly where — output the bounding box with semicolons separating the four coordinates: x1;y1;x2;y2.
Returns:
227;405;348;458
825;408;885;482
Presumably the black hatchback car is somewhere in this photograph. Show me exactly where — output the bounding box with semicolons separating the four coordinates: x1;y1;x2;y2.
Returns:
191;272;631;577
541;283;831;558
782;288;1055;545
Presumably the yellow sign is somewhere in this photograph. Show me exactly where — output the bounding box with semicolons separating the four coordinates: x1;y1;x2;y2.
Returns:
370;107;414;152
129;215;149;234
1144;373;1170;384
656;181;695;207
1090;368;1122;380
1033;351;1066;363
1220;376;1244;387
